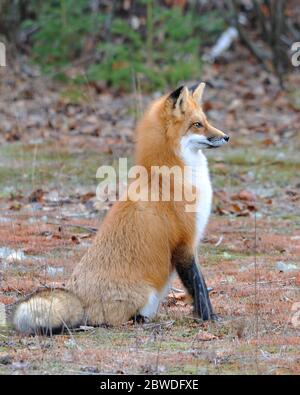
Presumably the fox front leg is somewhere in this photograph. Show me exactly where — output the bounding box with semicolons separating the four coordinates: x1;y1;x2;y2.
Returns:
172;247;215;321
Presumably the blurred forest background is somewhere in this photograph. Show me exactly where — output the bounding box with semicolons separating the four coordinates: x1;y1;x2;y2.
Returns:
0;0;300;89
0;0;300;375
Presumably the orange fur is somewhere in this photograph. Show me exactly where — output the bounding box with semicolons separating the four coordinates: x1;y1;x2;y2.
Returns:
12;84;228;332
68;84;227;325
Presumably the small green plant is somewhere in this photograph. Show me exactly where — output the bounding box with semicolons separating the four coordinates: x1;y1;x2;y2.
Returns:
22;0;103;71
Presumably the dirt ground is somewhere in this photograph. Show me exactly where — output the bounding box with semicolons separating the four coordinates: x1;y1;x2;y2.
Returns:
0;47;300;375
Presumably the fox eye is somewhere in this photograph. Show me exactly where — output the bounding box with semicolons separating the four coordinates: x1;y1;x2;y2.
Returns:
193;122;203;128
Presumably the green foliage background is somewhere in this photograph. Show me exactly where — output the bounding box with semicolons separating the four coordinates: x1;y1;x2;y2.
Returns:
14;0;226;91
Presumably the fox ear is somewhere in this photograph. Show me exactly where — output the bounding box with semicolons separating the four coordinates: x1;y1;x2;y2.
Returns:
168;86;189;118
193;82;206;105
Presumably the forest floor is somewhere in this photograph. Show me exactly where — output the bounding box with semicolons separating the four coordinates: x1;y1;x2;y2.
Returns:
0;47;300;375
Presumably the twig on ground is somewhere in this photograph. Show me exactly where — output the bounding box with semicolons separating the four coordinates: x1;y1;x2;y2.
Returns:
46;222;98;234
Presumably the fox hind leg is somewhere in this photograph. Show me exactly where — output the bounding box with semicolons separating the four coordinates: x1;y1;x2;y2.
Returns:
138;290;160;320
138;272;175;321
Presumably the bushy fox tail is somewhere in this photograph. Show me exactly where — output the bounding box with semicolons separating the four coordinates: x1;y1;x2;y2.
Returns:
12;288;85;335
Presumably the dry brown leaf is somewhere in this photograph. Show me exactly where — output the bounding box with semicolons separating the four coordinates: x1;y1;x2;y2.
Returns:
168;291;187;301
196;331;218;341
28;189;45;203
232;190;256;202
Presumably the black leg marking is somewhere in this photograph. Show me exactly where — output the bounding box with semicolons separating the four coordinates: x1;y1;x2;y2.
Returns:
173;253;215;321
192;260;215;321
132;314;146;324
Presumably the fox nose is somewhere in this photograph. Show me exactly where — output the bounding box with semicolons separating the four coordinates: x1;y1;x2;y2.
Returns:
224;135;230;142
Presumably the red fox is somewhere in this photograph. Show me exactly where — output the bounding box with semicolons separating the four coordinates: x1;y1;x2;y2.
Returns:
11;83;229;334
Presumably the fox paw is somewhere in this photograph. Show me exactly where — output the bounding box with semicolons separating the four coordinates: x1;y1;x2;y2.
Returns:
132;314;150;324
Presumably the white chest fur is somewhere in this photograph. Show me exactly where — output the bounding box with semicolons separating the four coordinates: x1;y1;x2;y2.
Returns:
180;136;213;244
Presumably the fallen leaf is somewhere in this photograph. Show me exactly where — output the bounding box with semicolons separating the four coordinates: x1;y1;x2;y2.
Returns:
71;235;80;244
28;189;45;203
196;331;218;341
232;190;256;202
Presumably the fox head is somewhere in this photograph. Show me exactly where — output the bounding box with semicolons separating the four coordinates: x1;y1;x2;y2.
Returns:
135;83;229;168
164;83;229;151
